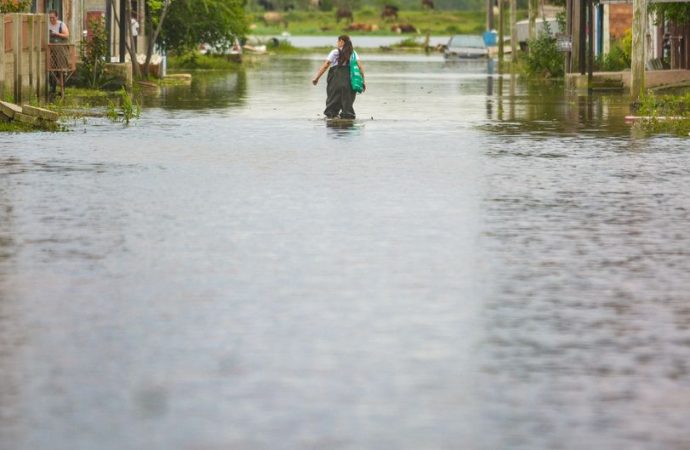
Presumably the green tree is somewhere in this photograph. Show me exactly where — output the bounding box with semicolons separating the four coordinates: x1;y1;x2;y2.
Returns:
649;3;690;25
0;0;30;13
159;0;248;53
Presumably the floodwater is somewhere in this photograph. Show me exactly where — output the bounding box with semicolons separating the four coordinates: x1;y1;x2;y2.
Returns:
1;54;690;450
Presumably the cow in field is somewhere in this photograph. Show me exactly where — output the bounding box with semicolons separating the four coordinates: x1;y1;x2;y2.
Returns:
381;4;399;21
391;23;417;33
346;22;380;32
335;8;353;23
263;11;288;28
422;0;434;9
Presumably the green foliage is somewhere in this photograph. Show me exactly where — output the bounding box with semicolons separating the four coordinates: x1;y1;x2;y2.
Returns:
649;3;690;25
523;22;563;78
167;51;244;69
160;0;248;52
320;0;334;11
394;37;421;47
267;39;302;53
78;18;109;88
0;0;31;13
107;88;141;125
635;92;690;136
595;31;631;71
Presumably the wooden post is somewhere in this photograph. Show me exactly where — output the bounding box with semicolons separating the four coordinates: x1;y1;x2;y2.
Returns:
579;0;586;74
588;0;594;89
13;14;21;103
119;0;126;62
571;0;581;71
528;0;538;43
487;0;494;31
631;0;647;99
498;0;504;68
0;16;5;99
510;0;517;64
566;0;573;73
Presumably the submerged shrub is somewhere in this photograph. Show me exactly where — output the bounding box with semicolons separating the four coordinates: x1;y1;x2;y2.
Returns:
596;31;632;71
523;21;564;78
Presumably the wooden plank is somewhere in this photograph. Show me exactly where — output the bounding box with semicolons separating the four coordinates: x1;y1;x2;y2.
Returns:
13;112;37;125
0;100;22;118
22;104;58;121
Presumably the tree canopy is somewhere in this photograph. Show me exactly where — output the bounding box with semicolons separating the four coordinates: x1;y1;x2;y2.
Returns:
159;0;248;52
650;2;690;25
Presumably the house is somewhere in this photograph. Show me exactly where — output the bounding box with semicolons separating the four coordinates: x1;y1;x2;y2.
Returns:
31;0;145;61
567;0;689;72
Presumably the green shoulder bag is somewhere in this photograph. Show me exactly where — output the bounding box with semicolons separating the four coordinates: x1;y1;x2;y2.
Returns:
350;51;364;93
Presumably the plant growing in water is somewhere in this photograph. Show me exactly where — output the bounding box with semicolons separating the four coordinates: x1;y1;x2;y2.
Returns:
107;88;141;125
635;92;690;136
523;20;564;78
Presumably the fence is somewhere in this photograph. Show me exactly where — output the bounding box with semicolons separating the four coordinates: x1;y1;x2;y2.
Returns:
0;13;48;103
48;43;76;96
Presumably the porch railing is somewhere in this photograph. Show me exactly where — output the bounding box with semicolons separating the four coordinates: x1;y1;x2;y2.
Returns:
47;43;76;96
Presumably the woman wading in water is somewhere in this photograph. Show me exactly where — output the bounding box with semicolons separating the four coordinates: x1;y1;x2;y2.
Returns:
312;35;366;119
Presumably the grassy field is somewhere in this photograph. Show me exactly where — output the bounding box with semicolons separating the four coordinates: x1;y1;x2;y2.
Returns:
248;8;489;36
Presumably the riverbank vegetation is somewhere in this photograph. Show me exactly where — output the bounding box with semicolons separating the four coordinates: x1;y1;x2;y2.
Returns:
635;92;690;136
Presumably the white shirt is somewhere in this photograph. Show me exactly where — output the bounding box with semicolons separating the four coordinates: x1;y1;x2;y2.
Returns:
327;49;359;67
49;20;65;35
131;18;139;37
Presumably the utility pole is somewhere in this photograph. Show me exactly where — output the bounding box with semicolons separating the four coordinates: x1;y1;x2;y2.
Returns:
119;0;126;63
588;0;594;88
529;0;538;43
487;0;494;31
579;0;586;74
106;0;112;60
631;0;647;99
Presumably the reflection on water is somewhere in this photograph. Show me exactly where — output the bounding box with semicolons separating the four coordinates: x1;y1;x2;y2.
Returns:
144;69;248;110
1;54;690;450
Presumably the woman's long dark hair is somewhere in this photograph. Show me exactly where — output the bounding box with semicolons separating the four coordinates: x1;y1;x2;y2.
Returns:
337;35;353;66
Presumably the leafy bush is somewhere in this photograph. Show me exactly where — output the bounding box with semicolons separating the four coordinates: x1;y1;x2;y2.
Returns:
595;30;631;71
78;18;109;88
523;22;563;78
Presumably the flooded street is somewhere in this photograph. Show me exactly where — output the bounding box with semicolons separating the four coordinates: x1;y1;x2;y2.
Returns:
1;54;690;450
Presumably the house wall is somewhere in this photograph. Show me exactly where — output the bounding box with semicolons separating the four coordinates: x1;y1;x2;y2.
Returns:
608;4;632;41
85;0;145;59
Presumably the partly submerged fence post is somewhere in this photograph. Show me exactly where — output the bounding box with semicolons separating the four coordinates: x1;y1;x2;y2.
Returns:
631;0;647;99
0;16;4;100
